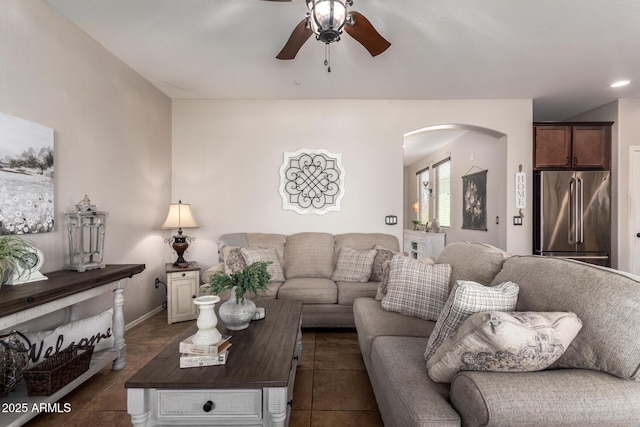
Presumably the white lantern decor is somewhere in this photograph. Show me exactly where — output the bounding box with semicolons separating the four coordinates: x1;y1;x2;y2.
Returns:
65;195;107;272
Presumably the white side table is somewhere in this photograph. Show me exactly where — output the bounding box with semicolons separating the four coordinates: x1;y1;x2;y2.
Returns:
166;262;200;324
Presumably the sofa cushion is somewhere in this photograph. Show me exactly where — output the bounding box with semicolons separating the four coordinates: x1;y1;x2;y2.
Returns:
240;247;285;282
369;336;460;427
284;232;335;279
427;311;582;383
277;278;337;304
336;281;378;306
436;241;510;290
334;233;400;255
354;298;435;365
382;257;451;321
424;280;519;361
331;247;377;282
492;255;640;380
245;233;287;266
450;369;640;426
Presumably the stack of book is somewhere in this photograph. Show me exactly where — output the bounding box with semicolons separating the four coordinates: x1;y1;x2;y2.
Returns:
179;334;231;368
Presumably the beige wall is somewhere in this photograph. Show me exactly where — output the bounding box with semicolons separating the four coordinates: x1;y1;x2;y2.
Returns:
617;99;640;272
0;0;172;327
172;99;533;272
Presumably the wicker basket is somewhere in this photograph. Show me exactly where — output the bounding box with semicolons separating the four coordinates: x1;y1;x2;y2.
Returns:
23;345;94;396
0;330;31;397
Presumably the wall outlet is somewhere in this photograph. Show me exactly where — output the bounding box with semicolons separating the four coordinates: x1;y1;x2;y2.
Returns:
513;216;523;226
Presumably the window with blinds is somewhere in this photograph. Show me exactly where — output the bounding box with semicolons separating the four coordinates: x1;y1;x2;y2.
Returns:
434;158;451;227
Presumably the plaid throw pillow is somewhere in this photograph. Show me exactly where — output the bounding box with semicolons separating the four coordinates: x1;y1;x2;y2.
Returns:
424;280;520;361
381;257;451;320
331;247;377;282
240;247;285;282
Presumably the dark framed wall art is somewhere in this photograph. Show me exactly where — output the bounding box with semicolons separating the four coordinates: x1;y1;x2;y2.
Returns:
462;170;487;231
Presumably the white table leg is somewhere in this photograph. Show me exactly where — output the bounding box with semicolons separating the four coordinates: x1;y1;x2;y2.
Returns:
112;280;127;370
127;388;150;426
265;387;287;427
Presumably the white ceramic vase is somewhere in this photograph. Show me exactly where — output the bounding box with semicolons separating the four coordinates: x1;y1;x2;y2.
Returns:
192;295;222;346
219;287;256;331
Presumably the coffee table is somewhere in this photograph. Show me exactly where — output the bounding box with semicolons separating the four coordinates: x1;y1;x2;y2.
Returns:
126;299;303;426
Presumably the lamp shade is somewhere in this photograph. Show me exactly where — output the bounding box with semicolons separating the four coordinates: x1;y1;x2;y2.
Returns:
161;201;198;229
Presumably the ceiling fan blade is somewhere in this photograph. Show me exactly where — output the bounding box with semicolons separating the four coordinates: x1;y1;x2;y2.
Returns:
276;19;313;60
344;11;391;57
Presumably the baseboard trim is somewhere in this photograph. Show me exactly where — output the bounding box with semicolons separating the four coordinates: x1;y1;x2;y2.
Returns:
125;306;164;331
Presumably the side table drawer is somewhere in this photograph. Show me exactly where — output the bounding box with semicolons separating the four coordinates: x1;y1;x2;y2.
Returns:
169;270;198;280
157;389;261;419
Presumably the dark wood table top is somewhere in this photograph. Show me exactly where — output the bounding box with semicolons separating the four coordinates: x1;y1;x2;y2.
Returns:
125;299;303;390
0;264;145;318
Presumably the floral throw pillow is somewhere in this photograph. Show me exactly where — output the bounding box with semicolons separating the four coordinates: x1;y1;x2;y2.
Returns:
221;246;247;274
427;311;583;383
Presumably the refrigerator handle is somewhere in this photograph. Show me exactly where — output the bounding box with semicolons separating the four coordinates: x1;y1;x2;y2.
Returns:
578;177;584;243
568;177;576;245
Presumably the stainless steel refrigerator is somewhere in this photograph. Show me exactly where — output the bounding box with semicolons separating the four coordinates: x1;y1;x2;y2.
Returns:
533;170;611;266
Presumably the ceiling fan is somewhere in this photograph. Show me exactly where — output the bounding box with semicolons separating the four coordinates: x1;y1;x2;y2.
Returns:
265;0;391;68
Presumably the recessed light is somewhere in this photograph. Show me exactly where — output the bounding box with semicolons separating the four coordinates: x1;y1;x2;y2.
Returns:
611;80;631;88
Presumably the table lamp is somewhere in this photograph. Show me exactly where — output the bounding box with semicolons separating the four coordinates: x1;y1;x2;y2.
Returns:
162;200;199;267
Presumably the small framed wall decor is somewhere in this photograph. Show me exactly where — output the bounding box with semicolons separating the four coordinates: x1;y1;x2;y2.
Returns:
279;149;345;215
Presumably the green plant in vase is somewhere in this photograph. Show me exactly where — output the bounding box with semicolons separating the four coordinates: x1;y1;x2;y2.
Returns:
204;261;272;331
0;236;36;285
205;261;272;304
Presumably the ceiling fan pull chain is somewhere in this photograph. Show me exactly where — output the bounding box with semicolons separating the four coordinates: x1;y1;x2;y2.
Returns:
325;43;331;73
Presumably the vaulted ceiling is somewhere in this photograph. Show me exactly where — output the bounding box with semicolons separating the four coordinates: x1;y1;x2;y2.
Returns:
46;0;640;121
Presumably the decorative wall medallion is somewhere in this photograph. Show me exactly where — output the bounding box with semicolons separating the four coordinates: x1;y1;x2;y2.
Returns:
279;149;345;215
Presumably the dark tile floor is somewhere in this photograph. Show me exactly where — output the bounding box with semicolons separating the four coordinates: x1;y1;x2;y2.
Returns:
24;310;382;426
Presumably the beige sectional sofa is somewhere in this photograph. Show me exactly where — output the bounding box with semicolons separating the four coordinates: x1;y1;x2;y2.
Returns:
354;241;640;426
201;232;400;328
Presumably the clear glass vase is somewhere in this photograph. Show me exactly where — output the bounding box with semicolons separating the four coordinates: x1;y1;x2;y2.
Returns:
218;287;256;331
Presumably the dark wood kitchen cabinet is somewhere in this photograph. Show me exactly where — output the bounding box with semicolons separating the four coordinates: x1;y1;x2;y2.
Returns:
533;122;612;170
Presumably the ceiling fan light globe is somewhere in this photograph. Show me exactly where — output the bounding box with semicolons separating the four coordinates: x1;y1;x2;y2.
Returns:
307;0;348;41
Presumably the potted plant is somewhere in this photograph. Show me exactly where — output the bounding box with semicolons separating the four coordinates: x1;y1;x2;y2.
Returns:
0;236;36;286
203;261;271;330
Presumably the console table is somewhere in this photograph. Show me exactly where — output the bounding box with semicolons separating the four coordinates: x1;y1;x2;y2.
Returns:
0;264;145;427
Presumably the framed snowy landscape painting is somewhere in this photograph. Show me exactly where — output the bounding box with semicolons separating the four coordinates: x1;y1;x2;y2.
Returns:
0;112;54;235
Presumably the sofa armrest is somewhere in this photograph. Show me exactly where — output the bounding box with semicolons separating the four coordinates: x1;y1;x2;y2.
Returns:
450;369;640;426
201;263;224;284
